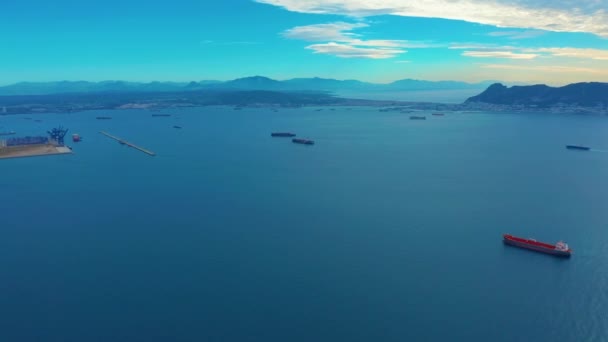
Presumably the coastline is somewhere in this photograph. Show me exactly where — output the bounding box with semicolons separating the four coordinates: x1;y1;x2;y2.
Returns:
1;100;606;116
0;144;72;160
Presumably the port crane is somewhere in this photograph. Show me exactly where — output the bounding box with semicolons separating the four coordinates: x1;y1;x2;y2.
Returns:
47;127;68;146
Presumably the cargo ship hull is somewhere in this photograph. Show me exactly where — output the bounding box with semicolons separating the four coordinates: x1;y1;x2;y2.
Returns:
503;234;571;257
292;138;314;145
566;145;590;151
271;132;296;137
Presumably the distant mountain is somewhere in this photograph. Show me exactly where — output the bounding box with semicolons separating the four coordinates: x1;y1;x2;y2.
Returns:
466;82;608;107
209;76;492;92
0;76;498;96
283;77;371;91
223;76;282;89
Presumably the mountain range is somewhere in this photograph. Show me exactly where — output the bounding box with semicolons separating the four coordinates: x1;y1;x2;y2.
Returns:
0;76;496;96
1;78;605;115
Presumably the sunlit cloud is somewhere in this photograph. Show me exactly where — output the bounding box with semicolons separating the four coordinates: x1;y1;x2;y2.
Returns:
306;42;405;59
534;47;608;60
449;43;516;50
255;0;608;37
283;22;438;59
283;22;367;41
262;0;608;82
487;30;546;39
455;44;608;62
462;50;539;59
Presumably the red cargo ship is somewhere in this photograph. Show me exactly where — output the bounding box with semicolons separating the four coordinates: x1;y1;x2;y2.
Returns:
503;234;571;257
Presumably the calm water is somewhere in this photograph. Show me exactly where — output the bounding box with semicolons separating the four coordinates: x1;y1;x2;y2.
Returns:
1;107;607;342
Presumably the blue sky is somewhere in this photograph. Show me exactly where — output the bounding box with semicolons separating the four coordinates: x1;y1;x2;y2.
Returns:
1;0;607;85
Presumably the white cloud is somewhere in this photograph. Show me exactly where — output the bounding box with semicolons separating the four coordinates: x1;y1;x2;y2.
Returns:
345;39;413;48
255;0;608;37
454;44;608;61
283;22;367;41
534;47;608;60
487;30;546;39
283;22;437;58
284;22;442;48
462;50;539;59
452;43;540;59
306;42;405;58
449;43;516;50
285;22;608;62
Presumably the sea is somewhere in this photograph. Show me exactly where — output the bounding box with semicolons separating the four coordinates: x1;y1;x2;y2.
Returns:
1;106;607;342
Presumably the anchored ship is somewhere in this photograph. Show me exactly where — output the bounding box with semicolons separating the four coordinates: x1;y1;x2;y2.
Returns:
292;138;314;145
503;234;571;257
410;116;426;120
271;132;296;137
566;145;590;151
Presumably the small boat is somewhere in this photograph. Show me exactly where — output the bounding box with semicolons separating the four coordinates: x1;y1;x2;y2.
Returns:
410;116;426;120
503;234;571;257
152;114;171;117
566;145;590;151
173;125;182;129
72;134;81;142
96;116;112;120
292;138;314;145
271;132;296;137
432;113;445;116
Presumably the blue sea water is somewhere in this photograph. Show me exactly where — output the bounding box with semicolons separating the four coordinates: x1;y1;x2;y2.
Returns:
1;107;607;342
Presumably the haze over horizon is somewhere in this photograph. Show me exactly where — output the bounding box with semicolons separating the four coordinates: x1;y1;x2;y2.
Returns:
2;0;607;86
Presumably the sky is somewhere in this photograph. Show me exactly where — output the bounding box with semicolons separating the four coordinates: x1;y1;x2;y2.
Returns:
1;0;607;85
